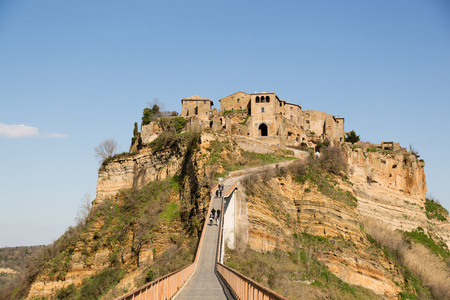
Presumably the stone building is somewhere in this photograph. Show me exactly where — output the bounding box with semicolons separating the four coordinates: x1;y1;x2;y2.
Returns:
219;91;251;112
180;95;213;121
181;91;345;145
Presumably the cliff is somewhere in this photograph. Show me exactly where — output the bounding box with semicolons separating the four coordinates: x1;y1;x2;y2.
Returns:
345;145;450;248
225;144;449;299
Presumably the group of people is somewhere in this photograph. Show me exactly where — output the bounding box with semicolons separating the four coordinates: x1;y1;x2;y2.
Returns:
209;208;221;226
215;183;224;198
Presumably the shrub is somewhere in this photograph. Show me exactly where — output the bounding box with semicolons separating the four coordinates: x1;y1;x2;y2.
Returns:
404;228;449;260
345;130;360;144
142;104;160;125
425;198;448;222
317;146;347;176
77;268;124;300
172;117;187;134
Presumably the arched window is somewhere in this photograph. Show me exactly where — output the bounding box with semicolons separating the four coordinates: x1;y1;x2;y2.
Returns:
266;96;270;102
256;96;260;103
258;123;268;136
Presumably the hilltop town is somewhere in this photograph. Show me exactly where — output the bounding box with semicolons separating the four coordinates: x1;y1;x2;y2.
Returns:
180;91;344;148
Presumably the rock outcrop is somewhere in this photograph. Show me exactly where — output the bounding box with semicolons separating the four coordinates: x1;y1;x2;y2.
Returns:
240;173;403;298
96;146;183;203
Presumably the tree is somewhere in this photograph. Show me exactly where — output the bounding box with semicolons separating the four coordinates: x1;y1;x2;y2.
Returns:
133;122;138;137
345;130;360;144
95;138;118;163
75;193;92;226
142;104;161;125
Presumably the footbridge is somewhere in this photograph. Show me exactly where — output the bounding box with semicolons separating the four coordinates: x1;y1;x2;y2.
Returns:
115;161;296;300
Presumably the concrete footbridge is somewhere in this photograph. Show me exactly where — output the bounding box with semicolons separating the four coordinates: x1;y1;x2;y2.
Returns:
116;160;297;300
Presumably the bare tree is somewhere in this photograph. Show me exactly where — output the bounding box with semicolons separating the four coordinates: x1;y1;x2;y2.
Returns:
75;193;92;226
95;138;118;163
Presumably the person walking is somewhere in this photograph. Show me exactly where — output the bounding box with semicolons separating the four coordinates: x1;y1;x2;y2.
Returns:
216;209;221;226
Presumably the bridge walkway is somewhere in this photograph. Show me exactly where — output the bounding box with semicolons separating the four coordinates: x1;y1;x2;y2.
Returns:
174;188;232;299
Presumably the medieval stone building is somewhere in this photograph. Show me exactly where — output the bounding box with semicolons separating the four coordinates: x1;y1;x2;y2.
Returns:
180;95;213;121
180;91;345;146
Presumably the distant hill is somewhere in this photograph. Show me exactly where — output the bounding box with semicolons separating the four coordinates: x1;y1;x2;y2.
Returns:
0;245;45;295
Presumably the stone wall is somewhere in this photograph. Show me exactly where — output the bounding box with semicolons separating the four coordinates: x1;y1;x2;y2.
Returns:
180;96;212;121
219;91;250;112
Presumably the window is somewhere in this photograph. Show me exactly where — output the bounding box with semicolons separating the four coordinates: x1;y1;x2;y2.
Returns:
237;98;240;103
256;96;260;103
203;101;206;104
266;96;270;102
261;107;265;112
306;120;309;123
279;102;282;107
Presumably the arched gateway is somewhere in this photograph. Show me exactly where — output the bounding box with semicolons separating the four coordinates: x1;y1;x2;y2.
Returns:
258;123;268;136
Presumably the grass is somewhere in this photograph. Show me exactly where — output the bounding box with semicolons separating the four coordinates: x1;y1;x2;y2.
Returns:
403;227;450;260
424;198;448;222
55;268;125;300
225;233;381;300
361;217;449;299
206;138;296;179
295;167;357;207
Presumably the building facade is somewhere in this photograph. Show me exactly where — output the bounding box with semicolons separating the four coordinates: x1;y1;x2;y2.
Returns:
180;95;214;121
180;91;345;144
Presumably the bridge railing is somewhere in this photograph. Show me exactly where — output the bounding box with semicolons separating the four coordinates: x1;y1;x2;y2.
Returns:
216;263;288;300
215;181;287;300
114;186;219;300
116;263;195;300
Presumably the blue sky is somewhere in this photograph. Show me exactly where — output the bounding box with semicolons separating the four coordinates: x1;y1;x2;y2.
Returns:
1;1;449;247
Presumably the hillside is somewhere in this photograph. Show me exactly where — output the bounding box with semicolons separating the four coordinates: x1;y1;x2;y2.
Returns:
1;119;297;300
0;246;45;299
2;113;449;300
222;144;450;299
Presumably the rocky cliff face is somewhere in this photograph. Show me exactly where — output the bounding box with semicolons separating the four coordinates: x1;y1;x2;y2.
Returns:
241;173;402;298
234;144;449;299
345;145;450;248
96;146;183;203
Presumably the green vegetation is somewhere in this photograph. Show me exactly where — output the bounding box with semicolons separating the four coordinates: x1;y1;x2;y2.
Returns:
0;246;44;298
225;233;380;300
404;227;450;260
345;130;360;144
206;138;295;179
149;117;190;152
424;198;448;222
131;122;139;146
290;146;356;207
171;116;188;134
144;243;196;283
222;109;248;116
361;217;448;299
142;104;160;125
55;268;125;300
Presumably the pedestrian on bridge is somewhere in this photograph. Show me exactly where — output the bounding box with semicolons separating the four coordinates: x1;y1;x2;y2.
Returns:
215;209;221;226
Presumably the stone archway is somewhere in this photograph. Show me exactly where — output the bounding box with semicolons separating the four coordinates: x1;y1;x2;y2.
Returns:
258;123;268;136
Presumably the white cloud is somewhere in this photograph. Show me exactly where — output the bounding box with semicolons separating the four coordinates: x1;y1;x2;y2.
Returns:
0;123;68;139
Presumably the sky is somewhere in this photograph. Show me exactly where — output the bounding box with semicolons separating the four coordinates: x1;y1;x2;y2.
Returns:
1;1;449;247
